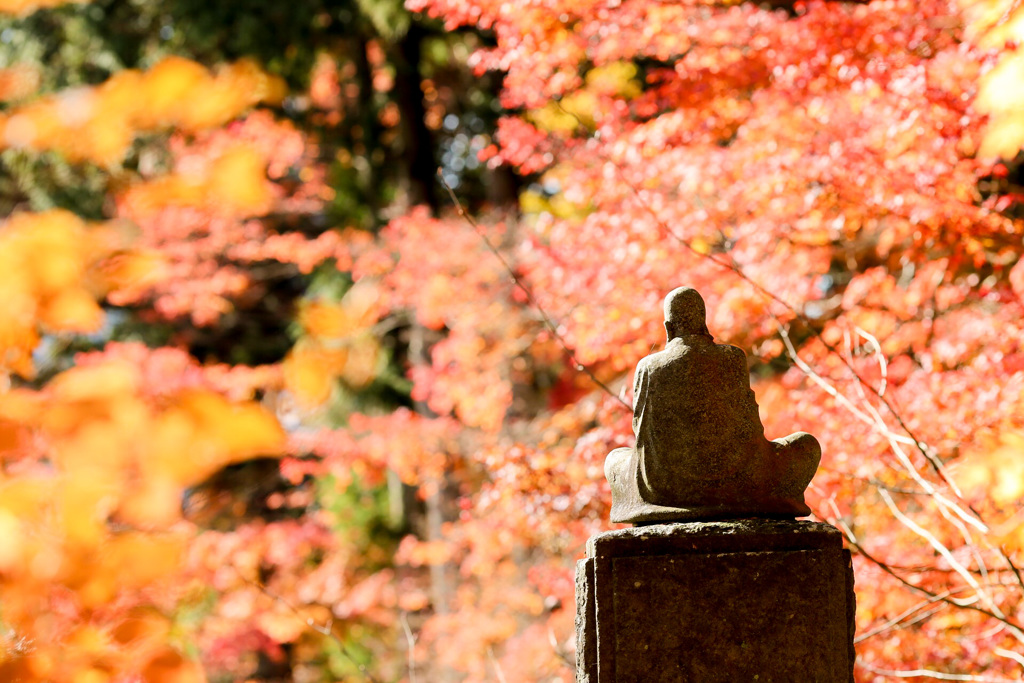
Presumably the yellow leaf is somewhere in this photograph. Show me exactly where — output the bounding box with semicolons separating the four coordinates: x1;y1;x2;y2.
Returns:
978;114;1024;159
98;250;167;293
72;668;110;683
149;390;284;485
0;476;51;519
16;211;88;292
106;533;184;587
117;476;183;528
585;61;641;98
177;81;245;131
77;115;133;165
139;57;209;127
404;539;454;567
340;337;379;389
66;625;111;658
207;146;271;214
958;430;1024;507
991;434;1024;506
343;279;382;328
300;300;351;338
149;409;205;485
223;58;287;105
976;52;1024;158
75;534;184;607
0;387;43;424
61;470;118;547
175;390;286;461
96;69;145;124
0;509;26;572
40;289;104;333
50;361;140;403
283;342;348;407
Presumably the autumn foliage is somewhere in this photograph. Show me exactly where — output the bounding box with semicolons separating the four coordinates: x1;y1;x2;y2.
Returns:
2;0;1024;681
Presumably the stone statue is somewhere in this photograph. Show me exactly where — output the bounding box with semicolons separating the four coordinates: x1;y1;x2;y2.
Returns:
605;287;821;524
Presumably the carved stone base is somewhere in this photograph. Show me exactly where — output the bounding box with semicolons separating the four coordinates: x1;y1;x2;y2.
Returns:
576;519;855;683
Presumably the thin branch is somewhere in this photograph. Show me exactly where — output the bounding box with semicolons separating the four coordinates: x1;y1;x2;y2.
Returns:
1001;544;1024;597
862;478;931;496
400;611;418;683
549;626;575;668
855;599;948;645
837;331;994;588
487;646;509;683
779;322;986;534
878;489;1001;618
437;171;630;411
856;660;1022;682
995;0;1024;28
853;581;1018;644
995;648;1024;670
820;506;1024;641
853;326;887;397
232;566;383;683
845;534;1024;644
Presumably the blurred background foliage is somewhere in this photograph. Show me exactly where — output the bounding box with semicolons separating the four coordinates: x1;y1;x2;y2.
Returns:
2;0;1024;681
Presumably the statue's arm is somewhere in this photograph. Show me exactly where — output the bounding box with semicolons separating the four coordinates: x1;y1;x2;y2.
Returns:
632;360;646;406
632;361;650;437
725;344;754;393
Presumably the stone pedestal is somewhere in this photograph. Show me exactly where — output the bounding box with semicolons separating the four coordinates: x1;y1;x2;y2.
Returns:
575;519;855;682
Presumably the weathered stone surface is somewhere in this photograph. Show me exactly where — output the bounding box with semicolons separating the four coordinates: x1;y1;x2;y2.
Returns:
612;550;847;682
587;517;843;556
575;559;597;683
577;520;855;682
605;287;821;524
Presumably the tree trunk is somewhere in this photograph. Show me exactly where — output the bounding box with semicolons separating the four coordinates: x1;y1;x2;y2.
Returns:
391;22;438;212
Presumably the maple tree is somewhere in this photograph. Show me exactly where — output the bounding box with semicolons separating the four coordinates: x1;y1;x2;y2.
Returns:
3;0;1024;681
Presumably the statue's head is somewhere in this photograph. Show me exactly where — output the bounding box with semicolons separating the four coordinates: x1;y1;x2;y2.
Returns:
663;286;712;341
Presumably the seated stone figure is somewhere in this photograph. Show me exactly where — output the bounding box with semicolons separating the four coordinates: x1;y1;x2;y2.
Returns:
605;287;821;523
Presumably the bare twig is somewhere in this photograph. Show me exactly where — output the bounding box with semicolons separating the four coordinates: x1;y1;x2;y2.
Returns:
852;327;887;397
400;611;418;683
231;566;383;683
842;531;1024;644
854;581;1018;644
487;646;509;683
856;660;1022;682
855;605;946;644
995;647;1024;670
1001;546;1024;597
778;322;985;534
437;171;630;411
837;328;995;597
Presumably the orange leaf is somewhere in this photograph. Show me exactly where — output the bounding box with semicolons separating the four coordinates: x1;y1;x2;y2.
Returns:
141;648;207;683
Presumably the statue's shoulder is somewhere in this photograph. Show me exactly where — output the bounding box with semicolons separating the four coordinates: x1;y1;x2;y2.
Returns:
638;340;692;373
635;352;658;375
720;343;747;359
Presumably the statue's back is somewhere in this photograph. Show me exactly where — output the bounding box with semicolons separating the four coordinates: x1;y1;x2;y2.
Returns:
636;337;768;505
